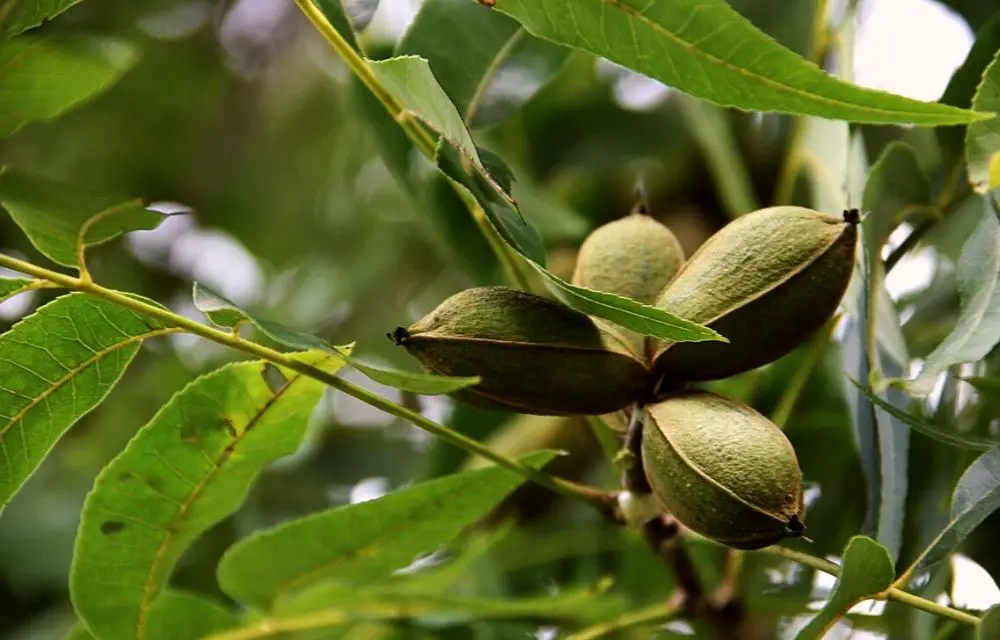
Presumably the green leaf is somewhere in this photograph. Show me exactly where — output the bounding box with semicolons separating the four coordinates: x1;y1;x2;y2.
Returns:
493;0;990;125
937;14;1000;173
274;582;624;624
963;376;1000;397
396;0;569;129
676;95;759;218
908;199;1000;394
794;536;895;639
967;50;1000;193
0;0;82;39
979;605;1000;640
909;447;1000;573
861;142;931;255
0;169;164;268
217;450;559;610
0;276;37;303
191;283;480;395
842;222;910;563
436;147;725;344
69;352;343;640
850;379;999;451
0;35;138;139
144;591;239;640
313;0;364;52
368;56;513;206
0;293;172;516
343;0;379;32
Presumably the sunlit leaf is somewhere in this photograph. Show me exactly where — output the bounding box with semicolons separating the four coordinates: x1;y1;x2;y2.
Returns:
0;169;163;268
0;35;138;139
0;293;173;516
908;200;1000;394
192;282;479;395
397;0;569;129
0;0;82;39
493;0;989;125
850;379;998;451
908;447;1000;573
0;277;37;303
794;536;894;639
217;451;559;610
967;49;1000;193
69;352;343;640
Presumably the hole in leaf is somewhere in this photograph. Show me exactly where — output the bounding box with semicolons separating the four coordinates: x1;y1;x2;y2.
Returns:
262;363;287;394
101;521;126;536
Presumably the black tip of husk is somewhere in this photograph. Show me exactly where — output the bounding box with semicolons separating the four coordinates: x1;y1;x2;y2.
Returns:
785;514;806;537
843;208;861;225
388;327;410;346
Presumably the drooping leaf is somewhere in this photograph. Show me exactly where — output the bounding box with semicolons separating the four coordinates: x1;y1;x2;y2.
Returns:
850;379;999;451
966;50;1000;193
0;35;138;139
842;222;910;564
492;0;989;125
368;55;513;206
0;277;38;303
69;352;343;640
794;536;895;639
312;0;364;52
0;169;163;268
907;447;1000;573
676;95;759;218
0;293;173;516
396;0;569;129
217;451;559;610
861;142;931;255
435;147;725;344
343;0;379;32
191;283;480;395
0;0;82;39
938;14;1000;173
908;200;1000;394
980;605;1000;640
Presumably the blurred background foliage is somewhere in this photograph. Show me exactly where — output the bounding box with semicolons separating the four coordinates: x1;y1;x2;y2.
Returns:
1;0;999;638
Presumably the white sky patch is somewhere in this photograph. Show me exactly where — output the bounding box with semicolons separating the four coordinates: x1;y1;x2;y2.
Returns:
854;0;973;101
951;553;1000;611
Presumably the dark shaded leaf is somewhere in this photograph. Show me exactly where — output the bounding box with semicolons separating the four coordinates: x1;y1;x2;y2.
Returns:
980;605;1000;639
861;142;931;255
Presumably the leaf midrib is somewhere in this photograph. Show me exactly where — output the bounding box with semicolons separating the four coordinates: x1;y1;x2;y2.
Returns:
0;326;179;442
135;364;313;639
508;0;987;121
